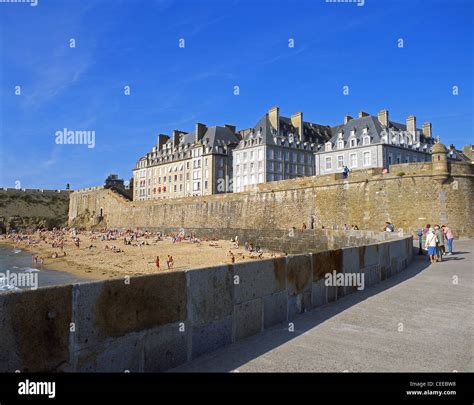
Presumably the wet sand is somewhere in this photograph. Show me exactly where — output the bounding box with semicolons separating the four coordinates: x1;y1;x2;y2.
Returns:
0;237;282;281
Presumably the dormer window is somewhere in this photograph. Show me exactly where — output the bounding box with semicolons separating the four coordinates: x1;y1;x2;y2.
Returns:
363;136;371;146
337;140;344;149
325;142;332;152
350;138;357;147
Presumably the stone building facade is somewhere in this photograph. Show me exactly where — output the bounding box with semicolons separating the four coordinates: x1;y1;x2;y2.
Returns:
232;107;331;192
314;110;436;175
133;124;240;201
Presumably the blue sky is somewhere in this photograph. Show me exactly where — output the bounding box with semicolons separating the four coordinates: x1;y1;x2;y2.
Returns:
0;0;472;189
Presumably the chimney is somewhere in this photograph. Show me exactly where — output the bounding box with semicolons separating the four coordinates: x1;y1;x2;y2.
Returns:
378;109;389;127
224;124;236;133
406;115;416;134
172;130;186;147
358;111;369;118
157;134;170;150
268;106;280;134
195;123;207;143
291;112;304;141
422;122;432;138
344;115;353;125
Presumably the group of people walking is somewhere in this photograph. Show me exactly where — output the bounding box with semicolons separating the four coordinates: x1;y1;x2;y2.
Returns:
422;224;454;264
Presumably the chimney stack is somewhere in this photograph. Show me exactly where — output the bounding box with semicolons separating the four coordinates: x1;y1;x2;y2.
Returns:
344;115;353;125
406;115;416;134
224;124;236;133
423;122;432;138
172;130;187;147
195;123;207;143
291;112;304;141
358;111;369;118
268;106;280;134
157;134;170;150
378;109;389;127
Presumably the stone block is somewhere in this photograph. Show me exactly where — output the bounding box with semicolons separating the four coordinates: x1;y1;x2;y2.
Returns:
358;244;379;269
380;242;394;279
75;331;145;372
389;239;405;261
191;316;233;359
233;258;286;304
342;247;360;295
143;322;188;371
391;257;400;273
312;279;327;308
186;265;233;327
287;254;312;295
327;284;337;303
263;290;287;328
234;298;263;341
378;242;391;271
73;273;187;348
288;289;313;320
365;265;381;286
342;247;359;274
312;249;343;282
0;285;72;372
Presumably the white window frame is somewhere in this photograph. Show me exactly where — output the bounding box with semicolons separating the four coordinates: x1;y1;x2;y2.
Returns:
325;156;332;170
363;151;371;166
350;153;357;168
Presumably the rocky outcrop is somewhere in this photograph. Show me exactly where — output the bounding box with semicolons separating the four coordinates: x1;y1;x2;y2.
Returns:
0;189;71;232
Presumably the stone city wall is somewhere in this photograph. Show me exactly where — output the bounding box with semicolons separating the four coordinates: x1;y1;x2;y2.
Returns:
69;162;474;237
140;227;404;254
0;234;412;372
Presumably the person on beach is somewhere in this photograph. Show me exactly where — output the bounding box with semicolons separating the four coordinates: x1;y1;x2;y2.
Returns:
425;228;439;264
155;255;160;269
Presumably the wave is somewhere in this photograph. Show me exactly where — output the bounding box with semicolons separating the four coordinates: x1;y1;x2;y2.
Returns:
22;268;40;273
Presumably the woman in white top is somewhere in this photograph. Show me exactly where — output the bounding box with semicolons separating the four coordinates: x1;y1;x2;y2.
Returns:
424;228;439;264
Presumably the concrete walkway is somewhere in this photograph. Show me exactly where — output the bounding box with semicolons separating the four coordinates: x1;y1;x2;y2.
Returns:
172;240;473;372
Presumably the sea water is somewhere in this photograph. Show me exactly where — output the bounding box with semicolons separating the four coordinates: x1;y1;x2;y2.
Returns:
0;245;92;292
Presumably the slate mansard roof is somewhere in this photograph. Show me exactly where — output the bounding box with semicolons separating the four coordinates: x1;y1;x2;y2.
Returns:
237;113;332;149
134;125;240;169
326;115;436;149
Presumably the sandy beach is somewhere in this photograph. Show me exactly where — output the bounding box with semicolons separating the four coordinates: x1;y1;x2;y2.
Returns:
0;232;283;281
